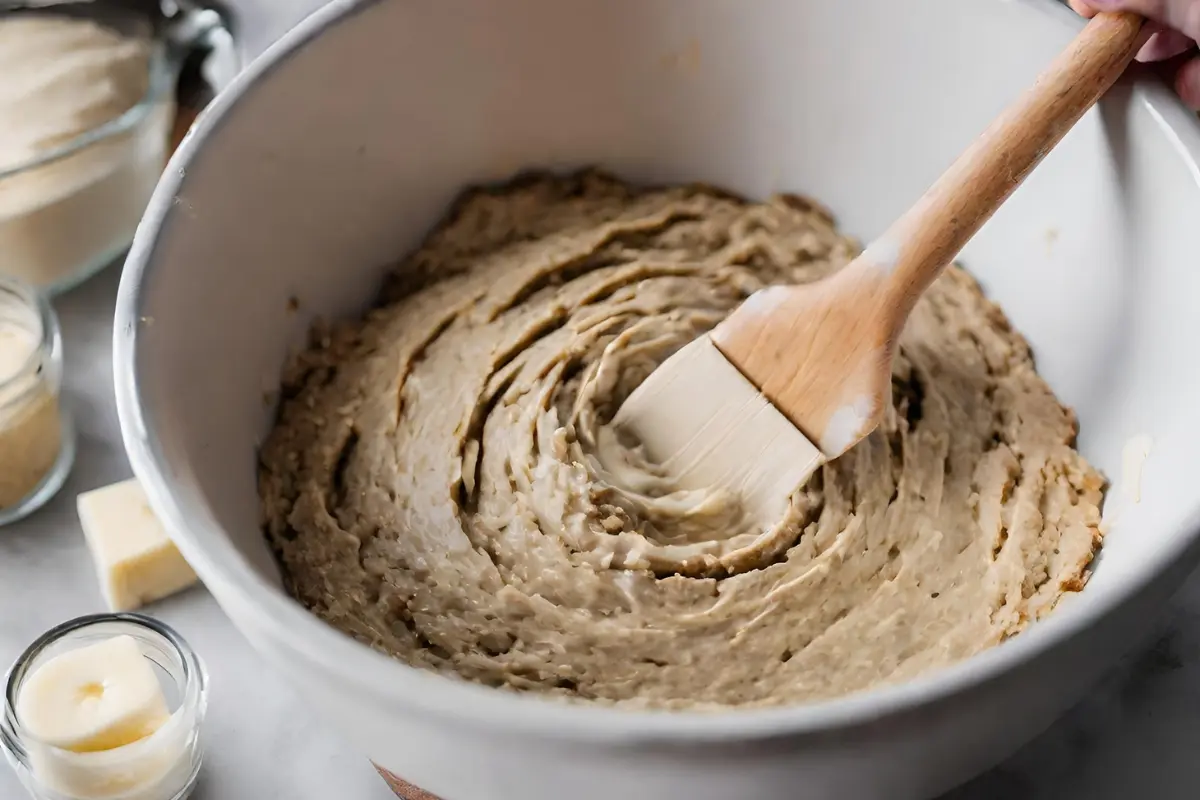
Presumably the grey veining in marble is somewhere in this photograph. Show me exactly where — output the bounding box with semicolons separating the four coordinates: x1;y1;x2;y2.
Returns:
2;2;1199;798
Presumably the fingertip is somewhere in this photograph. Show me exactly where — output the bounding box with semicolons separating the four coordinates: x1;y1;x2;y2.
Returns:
1174;57;1200;111
1136;29;1194;63
1067;0;1099;18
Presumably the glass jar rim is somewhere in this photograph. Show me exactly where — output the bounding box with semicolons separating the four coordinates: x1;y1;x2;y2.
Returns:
1;613;208;767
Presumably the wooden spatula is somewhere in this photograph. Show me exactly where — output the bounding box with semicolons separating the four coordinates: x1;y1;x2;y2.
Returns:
613;11;1146;527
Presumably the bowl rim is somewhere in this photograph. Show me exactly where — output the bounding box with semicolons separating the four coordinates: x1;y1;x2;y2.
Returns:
114;0;1200;745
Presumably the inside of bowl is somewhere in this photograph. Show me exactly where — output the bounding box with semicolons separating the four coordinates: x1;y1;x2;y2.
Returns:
132;0;1200;622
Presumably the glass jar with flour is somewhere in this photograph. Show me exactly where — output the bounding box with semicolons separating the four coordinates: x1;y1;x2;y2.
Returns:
0;4;177;294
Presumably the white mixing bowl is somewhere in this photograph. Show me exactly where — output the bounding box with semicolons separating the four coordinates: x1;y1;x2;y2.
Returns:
113;1;1200;798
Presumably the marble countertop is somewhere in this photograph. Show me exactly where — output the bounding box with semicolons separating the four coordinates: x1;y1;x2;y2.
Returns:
2;2;1200;798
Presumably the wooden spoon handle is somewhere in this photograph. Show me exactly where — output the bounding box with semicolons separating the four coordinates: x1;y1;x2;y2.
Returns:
709;11;1146;458
867;10;1145;324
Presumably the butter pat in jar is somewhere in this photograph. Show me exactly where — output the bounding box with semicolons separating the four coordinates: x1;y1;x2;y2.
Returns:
0;276;74;525
1;615;207;800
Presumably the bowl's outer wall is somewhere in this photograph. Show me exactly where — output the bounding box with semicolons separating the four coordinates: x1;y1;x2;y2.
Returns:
234;531;1200;800
116;0;1200;798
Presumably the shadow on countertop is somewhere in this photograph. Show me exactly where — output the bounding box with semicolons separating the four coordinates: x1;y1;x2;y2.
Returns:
946;566;1200;799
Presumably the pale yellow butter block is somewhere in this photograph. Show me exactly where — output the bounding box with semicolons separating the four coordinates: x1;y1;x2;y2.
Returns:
77;478;199;612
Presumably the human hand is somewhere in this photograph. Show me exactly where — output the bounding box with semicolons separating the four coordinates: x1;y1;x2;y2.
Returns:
1068;0;1200;108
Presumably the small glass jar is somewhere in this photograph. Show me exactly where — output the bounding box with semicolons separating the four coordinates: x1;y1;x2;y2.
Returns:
0;276;74;526
1;614;208;800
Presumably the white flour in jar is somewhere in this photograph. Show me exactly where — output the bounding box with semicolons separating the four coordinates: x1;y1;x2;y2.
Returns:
0;15;175;291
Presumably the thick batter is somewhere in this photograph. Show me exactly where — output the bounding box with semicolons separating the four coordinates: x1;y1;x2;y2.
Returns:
259;172;1104;709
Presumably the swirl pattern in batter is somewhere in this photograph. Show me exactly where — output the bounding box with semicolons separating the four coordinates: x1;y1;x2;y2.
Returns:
259;172;1104;709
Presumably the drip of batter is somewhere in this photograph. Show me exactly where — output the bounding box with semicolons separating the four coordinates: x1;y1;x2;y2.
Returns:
259;172;1104;709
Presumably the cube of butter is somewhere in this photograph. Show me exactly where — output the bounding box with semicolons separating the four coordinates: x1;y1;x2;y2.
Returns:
77;478;199;612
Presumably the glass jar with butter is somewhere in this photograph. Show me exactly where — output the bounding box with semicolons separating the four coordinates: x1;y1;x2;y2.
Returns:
1;614;208;800
0;276;74;526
